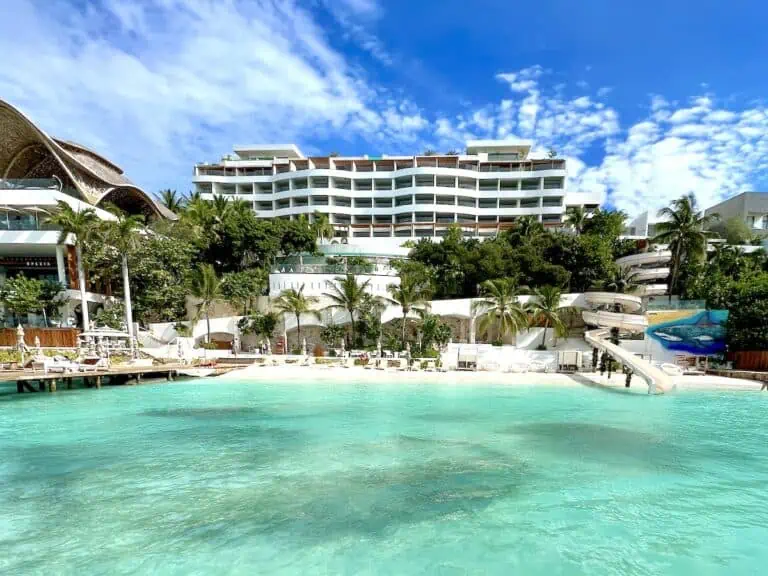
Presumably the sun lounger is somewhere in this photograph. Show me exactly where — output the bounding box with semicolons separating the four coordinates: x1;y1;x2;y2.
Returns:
660;363;685;376
38;356;79;374
528;360;548;373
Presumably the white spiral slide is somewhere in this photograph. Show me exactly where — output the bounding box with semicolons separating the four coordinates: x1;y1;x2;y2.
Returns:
582;292;673;394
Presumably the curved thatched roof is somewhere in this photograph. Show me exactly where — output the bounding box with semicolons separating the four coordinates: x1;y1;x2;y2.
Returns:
0;98;175;220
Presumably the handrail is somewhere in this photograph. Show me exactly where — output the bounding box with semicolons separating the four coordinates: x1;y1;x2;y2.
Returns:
585;328;672;394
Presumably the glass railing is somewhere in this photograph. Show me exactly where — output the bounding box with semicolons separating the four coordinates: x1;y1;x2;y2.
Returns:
272;263;397;276
646;299;706;311
0;179;59;189
0;217;60;231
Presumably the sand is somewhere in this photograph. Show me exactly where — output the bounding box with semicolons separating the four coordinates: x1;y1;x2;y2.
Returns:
215;364;764;393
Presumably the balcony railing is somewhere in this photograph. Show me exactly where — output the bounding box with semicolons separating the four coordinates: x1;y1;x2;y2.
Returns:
0;178;60;190
0;217;60;232
646;299;706;311
273;263;397;276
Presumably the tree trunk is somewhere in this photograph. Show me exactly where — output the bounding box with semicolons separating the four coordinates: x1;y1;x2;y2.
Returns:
669;242;682;302
402;311;408;349
540;320;549;348
76;244;89;331
122;255;134;354
296;313;301;352
349;311;356;349
206;311;211;344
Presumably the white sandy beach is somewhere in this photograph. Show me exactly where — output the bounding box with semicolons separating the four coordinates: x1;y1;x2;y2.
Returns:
215;364;764;392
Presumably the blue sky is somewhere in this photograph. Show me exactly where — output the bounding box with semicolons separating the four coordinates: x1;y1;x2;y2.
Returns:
2;0;768;217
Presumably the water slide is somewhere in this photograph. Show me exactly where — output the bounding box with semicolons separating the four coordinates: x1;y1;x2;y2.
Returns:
582;292;673;394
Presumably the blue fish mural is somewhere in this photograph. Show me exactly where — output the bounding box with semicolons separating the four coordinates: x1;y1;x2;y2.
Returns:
647;310;728;355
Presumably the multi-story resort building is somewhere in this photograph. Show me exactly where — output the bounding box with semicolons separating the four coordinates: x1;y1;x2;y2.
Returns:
193;140;601;242
0;98;170;328
625;191;768;241
704;191;768;236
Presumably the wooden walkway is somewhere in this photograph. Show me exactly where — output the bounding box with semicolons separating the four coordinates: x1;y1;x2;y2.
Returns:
707;368;768;384
3;364;242;393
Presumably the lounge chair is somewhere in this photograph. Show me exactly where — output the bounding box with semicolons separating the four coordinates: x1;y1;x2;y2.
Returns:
40;356;79;374
660;363;685;376
528;360;548;373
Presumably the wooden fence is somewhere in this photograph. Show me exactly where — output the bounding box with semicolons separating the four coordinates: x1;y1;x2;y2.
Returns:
729;351;768;372
0;328;80;348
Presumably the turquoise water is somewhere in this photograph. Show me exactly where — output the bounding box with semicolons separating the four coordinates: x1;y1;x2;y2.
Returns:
1;380;768;575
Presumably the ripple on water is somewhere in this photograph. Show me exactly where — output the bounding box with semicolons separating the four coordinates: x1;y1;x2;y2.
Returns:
2;381;768;574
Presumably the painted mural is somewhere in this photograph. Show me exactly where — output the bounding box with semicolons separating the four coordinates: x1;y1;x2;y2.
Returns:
646;309;728;356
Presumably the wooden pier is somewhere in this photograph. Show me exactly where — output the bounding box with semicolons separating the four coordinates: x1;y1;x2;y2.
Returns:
5;364;242;393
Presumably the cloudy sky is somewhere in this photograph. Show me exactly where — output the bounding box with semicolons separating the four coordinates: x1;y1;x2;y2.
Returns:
2;0;768;217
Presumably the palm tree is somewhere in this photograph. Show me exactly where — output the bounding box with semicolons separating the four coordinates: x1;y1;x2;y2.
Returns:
158;189;185;213
322;274;370;347
190;263;223;344
471;278;529;343
565;206;587;233
516;215;544;237
387;278;431;348
530;285;578;349
44;201;100;330
272;284;320;351
653;193;718;299
211;194;232;225
312;211;334;244
596;265;640;295
184;194;214;227
104;211;143;351
229;198;252;216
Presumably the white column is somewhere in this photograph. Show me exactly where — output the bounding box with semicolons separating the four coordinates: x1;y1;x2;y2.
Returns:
469;316;476;344
55;245;67;286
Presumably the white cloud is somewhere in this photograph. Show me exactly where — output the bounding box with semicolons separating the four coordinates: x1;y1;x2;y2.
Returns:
320;0;392;65
437;66;768;218
0;0;416;192
2;3;767;221
596;86;613;97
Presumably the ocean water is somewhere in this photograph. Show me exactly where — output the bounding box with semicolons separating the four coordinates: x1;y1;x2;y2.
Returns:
1;379;767;575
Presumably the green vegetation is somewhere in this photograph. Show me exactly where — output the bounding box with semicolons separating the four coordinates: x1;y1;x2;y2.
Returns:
405;216;627;299
471;279;529;342
221;268;267;315
273;284;320;350
94;301;125;330
238;311;278;344
44;201;100;329
529;286;578;349
653;193;718;298
387;271;432;348
320;323;346;349
190;263;223;343
158;189;185;213
321;274;372;347
0;275;65;326
678;243;768;351
708;216;757;245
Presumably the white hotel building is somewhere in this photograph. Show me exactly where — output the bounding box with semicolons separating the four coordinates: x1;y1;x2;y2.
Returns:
193;140;601;242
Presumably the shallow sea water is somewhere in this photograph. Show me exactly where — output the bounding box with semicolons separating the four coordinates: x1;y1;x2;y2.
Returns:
1;379;767;575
